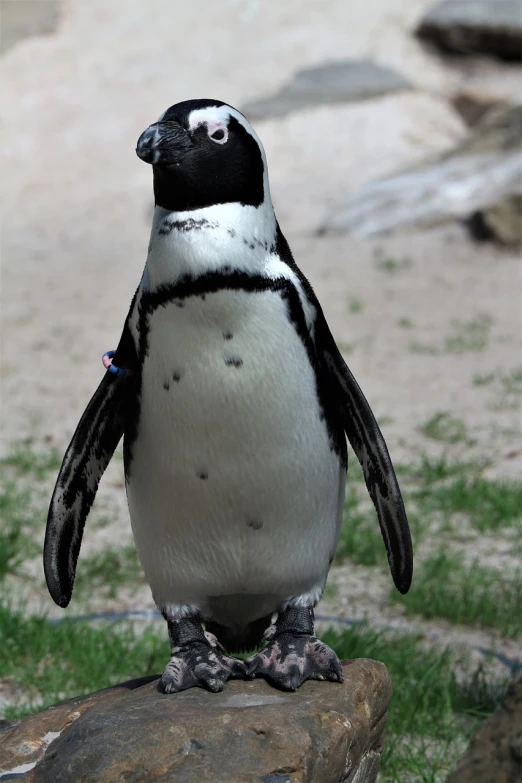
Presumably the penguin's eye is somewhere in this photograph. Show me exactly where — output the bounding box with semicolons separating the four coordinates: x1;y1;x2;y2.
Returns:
209;127;228;144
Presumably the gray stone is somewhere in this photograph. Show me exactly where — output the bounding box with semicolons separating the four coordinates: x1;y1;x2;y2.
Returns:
475;193;522;244
417;1;522;60
446;673;522;783
0;1;61;55
320;104;522;245
0;659;391;783
242;60;411;119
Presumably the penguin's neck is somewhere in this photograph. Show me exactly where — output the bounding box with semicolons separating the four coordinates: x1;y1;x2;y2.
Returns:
144;200;277;291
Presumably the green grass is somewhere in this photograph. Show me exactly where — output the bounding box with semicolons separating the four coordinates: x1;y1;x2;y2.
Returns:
392;551;522;638
337;340;355;355
401;455;522;533
339;453;521;566
422;474;522;533
321;624;508;782
410;315;492;355
335;493;386;567
336;454;389;566
0;475;42;580
397;455;479;486
420;412;473;445
347;297;364;314
0;511;39;581
397;317;414;329
1;598;507;783
474;366;522;410
409;341;440;355
500;366;522;396
0;440;518;780
74;545;145;599
375;256;412;273
473;371;495;386
444;316;491;354
0;442;145;600
322;581;339;600
338;456;451;567
0;442;64;582
0;601;167;719
0;441;62;480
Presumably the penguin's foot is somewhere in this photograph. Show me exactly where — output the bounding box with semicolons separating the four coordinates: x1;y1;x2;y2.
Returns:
246;633;343;690
161;643;247;693
161;615;248;693
246;604;343;691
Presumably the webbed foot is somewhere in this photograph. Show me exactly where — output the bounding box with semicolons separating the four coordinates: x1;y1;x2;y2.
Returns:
160;616;248;693
246;605;343;691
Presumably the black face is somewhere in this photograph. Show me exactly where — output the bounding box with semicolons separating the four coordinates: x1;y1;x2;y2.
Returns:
136;99;264;212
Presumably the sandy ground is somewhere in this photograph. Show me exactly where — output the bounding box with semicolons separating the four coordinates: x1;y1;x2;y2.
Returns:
1;0;521;682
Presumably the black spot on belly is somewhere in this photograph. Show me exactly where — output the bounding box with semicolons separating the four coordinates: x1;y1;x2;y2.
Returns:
174;299;185;308
172;371;182;383
200;294;206;301
197;470;208;480
247;518;263;530
224;356;243;368
163;381;170;391
222;329;233;341
223;264;232;273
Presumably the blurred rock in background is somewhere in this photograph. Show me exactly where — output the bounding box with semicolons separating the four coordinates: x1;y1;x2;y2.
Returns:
320;104;522;246
446;673;522;783
243;60;412;119
417;0;522;60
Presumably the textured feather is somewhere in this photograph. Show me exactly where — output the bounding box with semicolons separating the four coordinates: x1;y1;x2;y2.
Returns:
317;314;413;594
272;225;412;593
44;322;137;607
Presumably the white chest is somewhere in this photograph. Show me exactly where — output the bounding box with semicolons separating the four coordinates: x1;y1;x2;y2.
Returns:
126;286;344;610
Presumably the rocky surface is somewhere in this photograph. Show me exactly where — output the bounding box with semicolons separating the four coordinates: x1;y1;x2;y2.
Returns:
0;659;391;783
320;104;522;243
417;0;522;60
446;673;522;783
242;61;411;119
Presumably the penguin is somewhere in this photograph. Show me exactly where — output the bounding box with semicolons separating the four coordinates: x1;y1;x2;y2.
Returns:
44;99;412;694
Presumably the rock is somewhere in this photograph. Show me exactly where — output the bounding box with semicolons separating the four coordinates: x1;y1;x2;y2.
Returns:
452;93;501;127
468;193;522;245
446;673;522;783
451;60;522;113
0;1;61;55
242;61;411;119
319;104;522;244
416;0;522;61
0;659;391;783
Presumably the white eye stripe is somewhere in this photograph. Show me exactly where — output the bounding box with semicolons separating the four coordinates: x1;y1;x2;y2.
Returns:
188;108;231;144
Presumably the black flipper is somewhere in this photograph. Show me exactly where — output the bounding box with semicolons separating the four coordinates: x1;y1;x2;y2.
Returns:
273;224;412;594
316;312;413;594
44;321;137;607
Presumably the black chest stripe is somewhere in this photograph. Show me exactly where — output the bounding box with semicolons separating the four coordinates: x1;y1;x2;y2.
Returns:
123;269;347;475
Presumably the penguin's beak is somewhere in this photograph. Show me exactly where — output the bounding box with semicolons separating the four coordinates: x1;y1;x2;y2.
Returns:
136;121;190;166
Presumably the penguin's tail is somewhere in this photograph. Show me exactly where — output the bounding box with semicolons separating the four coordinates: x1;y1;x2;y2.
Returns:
205;615;272;654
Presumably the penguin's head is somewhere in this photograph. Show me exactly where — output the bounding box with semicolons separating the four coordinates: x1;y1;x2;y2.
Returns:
136;99;268;213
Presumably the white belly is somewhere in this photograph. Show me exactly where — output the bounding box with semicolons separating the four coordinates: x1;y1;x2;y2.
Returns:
126;287;345;619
